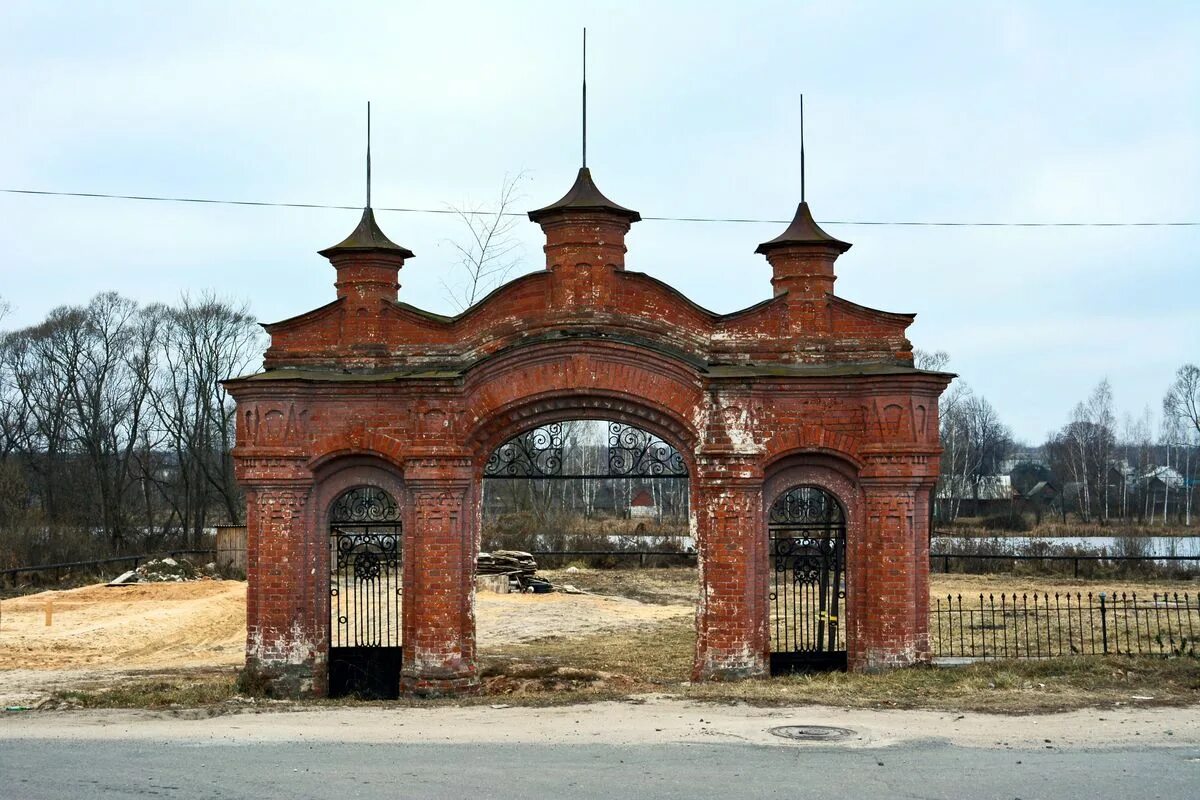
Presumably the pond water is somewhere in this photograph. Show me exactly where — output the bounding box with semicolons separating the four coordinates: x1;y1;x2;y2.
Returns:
931;535;1200;558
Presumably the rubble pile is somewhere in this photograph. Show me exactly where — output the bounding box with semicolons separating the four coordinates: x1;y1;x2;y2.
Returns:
476;551;551;593
109;558;220;585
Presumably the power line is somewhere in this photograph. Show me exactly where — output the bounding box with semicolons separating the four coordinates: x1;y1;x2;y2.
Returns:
2;187;1198;228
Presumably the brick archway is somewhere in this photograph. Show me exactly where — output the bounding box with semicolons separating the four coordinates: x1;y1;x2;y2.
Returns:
226;165;951;697
763;457;864;671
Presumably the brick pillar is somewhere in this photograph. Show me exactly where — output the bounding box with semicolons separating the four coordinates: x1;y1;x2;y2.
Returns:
243;483;323;696
400;460;479;696
851;475;933;670
693;459;769;680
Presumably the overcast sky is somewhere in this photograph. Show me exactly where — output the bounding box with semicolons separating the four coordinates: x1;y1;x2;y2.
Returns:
1;2;1197;443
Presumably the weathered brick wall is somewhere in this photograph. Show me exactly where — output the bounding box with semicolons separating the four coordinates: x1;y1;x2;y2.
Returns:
227;180;950;697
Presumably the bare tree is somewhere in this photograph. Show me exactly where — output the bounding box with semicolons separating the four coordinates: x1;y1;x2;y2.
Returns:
65;294;159;549
442;171;529;311
1088;380;1116;519
934;376;1012;522
147;293;262;545
1164;364;1200;438
914;349;950;371
3;306;86;523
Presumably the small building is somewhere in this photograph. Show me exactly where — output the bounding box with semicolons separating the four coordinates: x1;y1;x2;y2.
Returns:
629;488;656;518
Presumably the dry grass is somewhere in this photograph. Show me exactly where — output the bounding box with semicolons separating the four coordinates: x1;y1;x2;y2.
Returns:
47;668;239;710
930;573;1199;597
486;616;1200;713
681;656;1200;713
540;566;698;605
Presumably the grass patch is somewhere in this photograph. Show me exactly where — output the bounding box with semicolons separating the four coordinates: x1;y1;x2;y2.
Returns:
482;617;1200;713
49;670;238;710
680;656;1200;713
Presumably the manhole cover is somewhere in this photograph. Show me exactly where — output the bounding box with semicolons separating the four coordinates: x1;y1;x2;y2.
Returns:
769;725;855;742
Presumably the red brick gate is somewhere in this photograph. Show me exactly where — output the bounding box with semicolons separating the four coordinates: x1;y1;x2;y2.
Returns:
226;166;950;697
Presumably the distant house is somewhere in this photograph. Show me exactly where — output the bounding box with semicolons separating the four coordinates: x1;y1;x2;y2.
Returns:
629;488;656;519
999;453;1049;475
1021;480;1059;523
1141;465;1185;491
936;475;1014;517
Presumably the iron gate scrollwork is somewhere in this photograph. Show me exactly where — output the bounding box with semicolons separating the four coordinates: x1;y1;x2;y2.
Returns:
768;485;847;673
484;422;688;479
328;486;403;698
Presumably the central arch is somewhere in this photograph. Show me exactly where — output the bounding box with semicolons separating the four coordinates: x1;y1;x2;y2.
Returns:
469;392;700;677
481;418;692;557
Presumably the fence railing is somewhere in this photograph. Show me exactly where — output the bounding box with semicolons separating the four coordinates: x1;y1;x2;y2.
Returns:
932;591;1199;659
525;550;1200;575
929;552;1200;578
0;549;217;584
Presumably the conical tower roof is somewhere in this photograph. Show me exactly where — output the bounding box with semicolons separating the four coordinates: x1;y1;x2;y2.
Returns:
319;207;414;259
528;167;641;223
755;201;851;255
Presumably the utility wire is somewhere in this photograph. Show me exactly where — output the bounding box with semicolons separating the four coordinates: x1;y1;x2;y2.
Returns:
2;187;1198;227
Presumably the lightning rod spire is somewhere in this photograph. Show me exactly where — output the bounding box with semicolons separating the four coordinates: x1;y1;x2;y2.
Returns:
366;101;372;208
582;28;588;168
800;93;806;203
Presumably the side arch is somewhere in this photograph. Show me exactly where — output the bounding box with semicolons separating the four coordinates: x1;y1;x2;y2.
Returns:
762;425;865;472
762;453;865;673
308;456;407;698
306;430;408;473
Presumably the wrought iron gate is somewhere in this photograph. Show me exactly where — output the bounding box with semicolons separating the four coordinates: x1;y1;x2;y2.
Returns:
768;485;847;673
328;486;403;698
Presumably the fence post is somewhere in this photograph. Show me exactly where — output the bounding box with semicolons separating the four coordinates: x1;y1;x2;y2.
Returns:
1099;592;1109;655
1074;557;1079;579
943;555;949;573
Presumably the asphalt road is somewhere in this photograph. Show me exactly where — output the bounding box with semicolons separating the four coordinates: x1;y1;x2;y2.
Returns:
2;738;1198;800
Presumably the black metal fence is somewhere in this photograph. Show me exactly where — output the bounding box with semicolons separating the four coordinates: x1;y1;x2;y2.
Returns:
930;552;1200;578
933;591;1199;659
526;549;696;568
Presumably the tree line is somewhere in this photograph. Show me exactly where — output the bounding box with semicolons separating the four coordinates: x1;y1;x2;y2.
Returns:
0;293;262;566
920;350;1200;527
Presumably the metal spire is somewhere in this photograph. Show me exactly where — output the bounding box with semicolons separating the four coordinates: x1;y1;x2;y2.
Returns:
366;101;372;208
800;93;806;203
582;28;588;168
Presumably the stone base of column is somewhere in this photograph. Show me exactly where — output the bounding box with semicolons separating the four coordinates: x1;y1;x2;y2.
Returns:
400;669;480;698
238;657;319;699
693;648;768;681
850;643;931;673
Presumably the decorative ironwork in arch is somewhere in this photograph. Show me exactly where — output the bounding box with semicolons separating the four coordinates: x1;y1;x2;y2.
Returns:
483;421;688;479
768;485;845;528
768;484;847;672
328;484;403;700
329;486;402;524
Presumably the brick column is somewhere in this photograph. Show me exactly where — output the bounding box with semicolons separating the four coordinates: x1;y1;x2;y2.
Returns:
852;473;934;670
693;458;769;680
400;460;479;696
243;482;322;696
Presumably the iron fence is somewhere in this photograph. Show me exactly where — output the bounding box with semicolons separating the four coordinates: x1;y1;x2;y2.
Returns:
930;552;1200;578
932;591;1199;659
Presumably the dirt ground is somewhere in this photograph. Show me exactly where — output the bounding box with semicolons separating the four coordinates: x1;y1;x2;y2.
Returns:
1;568;1196;709
0;574;691;704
